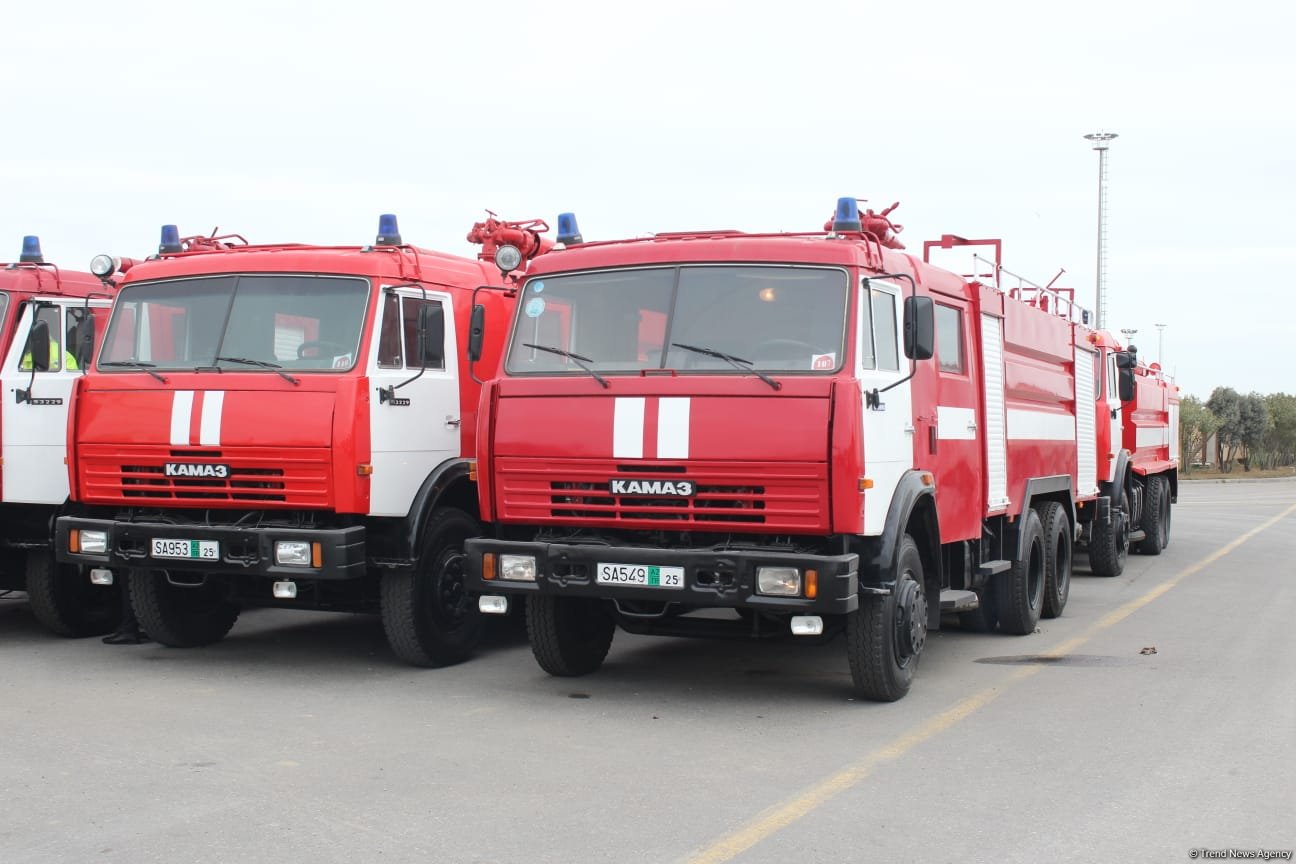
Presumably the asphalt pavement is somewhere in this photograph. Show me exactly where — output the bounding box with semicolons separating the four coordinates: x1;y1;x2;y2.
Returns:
2;479;1293;863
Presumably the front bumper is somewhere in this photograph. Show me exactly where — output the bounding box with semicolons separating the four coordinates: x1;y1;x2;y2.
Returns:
55;516;367;581
465;538;859;614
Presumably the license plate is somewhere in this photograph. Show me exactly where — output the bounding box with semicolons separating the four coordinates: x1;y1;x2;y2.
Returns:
596;563;685;589
151;538;219;561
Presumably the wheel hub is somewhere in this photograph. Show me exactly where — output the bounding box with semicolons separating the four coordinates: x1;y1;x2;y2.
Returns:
895;579;928;659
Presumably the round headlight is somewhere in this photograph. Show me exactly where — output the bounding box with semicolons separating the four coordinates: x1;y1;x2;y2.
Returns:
90;254;117;278
494;244;523;274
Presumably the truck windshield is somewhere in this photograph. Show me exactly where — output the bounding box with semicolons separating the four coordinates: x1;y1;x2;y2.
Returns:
98;275;369;372
506;265;848;376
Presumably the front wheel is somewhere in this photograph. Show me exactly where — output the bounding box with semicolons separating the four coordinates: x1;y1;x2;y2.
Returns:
1089;486;1130;578
1039;501;1072;619
997;507;1046;634
526;595;616;677
381;507;484;667
130;569;240;647
1135;476;1168;555
847;534;926;702
24;551;120;637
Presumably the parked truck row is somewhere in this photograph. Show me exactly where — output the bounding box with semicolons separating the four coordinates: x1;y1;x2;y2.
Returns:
4;199;1179;701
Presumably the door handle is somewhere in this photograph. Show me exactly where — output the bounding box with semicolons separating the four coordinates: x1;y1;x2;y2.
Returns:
445;416;462;428
967;422;978;433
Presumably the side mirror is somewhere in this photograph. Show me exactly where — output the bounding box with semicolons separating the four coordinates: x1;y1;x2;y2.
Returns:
467;304;486;362
1118;366;1136;402
903;296;935;361
75;311;96;370
25;318;52;373
416;303;444;368
1114;350;1136;369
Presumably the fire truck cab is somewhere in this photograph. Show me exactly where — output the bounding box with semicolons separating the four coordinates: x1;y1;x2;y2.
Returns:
0;236;120;636
56;216;540;665
464;200;1178;701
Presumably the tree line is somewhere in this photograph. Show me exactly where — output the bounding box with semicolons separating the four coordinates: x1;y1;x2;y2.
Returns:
1179;389;1296;472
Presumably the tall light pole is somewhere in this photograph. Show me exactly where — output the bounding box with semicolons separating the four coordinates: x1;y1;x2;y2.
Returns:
1084;131;1118;330
1120;327;1138;351
1155;322;1166;367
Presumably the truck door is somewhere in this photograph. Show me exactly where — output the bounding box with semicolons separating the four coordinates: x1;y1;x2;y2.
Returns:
928;296;982;541
858;278;913;535
1107;349;1123;480
367;284;460;517
1;300;93;504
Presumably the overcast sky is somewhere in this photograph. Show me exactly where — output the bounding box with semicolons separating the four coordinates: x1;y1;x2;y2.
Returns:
4;0;1292;399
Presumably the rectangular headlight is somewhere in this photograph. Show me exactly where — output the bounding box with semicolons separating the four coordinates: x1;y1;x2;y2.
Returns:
274;541;312;567
756;566;801;596
500;554;537;581
80;530;109;555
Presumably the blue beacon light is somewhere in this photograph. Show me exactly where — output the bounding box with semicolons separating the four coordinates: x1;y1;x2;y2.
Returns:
831;197;862;233
20;235;44;263
556;212;583;245
159;225;183;254
376;214;402;246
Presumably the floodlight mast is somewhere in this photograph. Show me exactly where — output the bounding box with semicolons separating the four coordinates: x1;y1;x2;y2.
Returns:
1084;131;1118;330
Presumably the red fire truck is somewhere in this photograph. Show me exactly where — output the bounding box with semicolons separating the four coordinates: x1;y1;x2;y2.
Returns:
463;200;1178;701
1;236;121;636
56;215;547;665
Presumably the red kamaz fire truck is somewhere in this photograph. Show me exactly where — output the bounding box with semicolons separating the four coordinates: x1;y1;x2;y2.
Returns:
56;215;547;665
1;236;121;636
464;200;1178;701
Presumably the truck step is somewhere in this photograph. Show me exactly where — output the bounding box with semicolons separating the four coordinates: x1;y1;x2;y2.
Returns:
940;589;980;612
977;560;1011;576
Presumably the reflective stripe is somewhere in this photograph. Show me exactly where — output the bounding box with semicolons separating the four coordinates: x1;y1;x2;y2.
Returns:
657;398;690;459
170;391;194;446
613;397;645;459
199;391;224;447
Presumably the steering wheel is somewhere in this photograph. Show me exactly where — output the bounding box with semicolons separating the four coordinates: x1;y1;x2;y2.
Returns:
752;338;818;356
297;340;350;360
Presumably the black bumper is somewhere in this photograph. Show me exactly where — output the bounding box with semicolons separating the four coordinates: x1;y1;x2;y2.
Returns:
55;516;367;581
465;539;859;614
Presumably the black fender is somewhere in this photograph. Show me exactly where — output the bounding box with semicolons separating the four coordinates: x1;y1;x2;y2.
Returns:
1100;450;1131;501
1014;475;1074;560
867;470;938;589
388;458;477;563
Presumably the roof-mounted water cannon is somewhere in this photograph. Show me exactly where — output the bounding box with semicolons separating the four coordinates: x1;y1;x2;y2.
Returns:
466;211;553;276
375;213;402;246
826;198;905;249
20;235;44;264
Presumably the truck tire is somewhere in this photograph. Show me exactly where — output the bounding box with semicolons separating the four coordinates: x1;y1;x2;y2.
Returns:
526;595;615;676
848;533;925;702
958;584;998;632
1135;476;1168;556
1089;486;1130;577
1038;501;1072;619
381;507;483;667
24;551;119;637
130;568;240;647
997;507;1045;634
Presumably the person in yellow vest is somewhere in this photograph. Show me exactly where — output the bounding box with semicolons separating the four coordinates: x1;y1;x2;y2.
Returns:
19;340;77;371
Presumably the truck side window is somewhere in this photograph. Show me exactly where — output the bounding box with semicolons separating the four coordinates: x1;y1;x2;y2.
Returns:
871;289;899;371
19;306;64;372
1094;350;1104;400
376;293;402;368
859;282;876;370
403;298;444;370
936;304;964;374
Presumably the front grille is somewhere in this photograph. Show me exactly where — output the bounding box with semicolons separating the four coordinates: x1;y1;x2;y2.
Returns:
497;458;826;532
79;444;331;509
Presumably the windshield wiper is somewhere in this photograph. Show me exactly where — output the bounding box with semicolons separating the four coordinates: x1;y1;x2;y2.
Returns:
99;360;167;383
521;343;609;389
671;343;781;391
215;356;300;385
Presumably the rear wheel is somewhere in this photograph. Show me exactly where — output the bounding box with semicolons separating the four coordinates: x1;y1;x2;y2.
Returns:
997;508;1045;635
24;551;119;637
1089;486;1130;577
527;595;616;676
1039;502;1072;619
848;534;925;702
1135;476;1168;555
381;507;484;667
130;569;240;647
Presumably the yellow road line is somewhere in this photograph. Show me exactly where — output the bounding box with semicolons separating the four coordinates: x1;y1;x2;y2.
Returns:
684;501;1296;864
